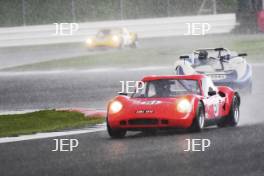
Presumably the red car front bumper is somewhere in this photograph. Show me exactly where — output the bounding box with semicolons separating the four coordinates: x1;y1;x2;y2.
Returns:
108;113;195;130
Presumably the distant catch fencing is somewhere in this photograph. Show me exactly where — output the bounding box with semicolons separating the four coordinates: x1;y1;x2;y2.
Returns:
0;13;236;47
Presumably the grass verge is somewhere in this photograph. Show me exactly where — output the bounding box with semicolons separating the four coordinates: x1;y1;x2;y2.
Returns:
1;48;177;71
0;110;105;137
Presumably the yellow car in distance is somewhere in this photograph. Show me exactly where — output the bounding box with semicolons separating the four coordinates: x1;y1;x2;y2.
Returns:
85;28;138;49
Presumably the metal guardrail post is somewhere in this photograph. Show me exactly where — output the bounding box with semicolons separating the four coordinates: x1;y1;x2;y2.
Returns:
198;0;217;15
71;0;76;22
167;0;170;17
120;0;124;20
22;0;26;26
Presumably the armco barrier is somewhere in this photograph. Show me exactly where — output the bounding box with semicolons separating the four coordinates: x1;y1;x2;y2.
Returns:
0;13;236;47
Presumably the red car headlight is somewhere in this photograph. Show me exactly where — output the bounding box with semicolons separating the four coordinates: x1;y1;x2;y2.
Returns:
109;101;123;114
177;99;192;113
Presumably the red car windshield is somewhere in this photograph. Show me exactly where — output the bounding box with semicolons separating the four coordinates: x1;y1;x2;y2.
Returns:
132;79;200;98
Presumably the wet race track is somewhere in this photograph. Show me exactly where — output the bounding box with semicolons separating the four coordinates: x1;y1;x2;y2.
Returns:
0;64;264;126
0;36;264;176
0;123;264;176
0;64;264;176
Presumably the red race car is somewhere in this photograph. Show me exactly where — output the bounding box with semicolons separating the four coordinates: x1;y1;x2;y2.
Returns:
107;75;240;138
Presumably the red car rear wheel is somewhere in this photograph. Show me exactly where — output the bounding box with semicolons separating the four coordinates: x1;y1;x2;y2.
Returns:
217;96;239;127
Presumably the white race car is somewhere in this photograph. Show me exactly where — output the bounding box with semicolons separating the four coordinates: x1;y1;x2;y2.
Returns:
174;48;252;93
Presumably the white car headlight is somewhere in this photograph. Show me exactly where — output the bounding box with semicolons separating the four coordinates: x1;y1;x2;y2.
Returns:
86;38;93;45
109;101;123;114
112;35;119;42
177;99;192;113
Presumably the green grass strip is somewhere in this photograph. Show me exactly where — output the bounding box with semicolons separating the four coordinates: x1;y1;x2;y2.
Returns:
0;110;105;137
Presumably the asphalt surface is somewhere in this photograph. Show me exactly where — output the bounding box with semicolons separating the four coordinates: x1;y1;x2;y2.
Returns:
0;67;170;111
0;43;86;69
0;118;264;176
0;37;159;69
1;34;263;69
0;64;263;175
0;35;264;175
0;65;263;125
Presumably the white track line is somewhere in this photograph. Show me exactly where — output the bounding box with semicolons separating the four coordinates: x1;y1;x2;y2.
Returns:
0;109;40;115
1;63;263;76
251;63;264;67
0;66;169;76
0;123;106;144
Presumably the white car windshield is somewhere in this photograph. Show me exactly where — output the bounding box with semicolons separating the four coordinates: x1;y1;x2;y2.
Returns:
132;79;201;98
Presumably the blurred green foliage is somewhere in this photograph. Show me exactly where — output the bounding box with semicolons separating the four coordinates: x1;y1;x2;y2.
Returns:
0;0;238;27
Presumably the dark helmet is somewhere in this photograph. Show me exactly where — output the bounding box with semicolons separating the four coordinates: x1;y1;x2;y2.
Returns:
198;50;208;61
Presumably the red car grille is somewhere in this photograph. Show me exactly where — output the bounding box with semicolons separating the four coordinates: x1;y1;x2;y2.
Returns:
128;119;159;125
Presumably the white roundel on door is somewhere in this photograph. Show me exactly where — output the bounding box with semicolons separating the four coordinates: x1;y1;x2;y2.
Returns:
213;103;219;116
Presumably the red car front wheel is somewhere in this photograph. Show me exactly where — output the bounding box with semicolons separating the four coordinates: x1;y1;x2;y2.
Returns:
189;102;205;132
107;120;127;138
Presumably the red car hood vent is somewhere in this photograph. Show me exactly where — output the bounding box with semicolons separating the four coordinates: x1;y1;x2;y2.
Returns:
128;98;177;115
